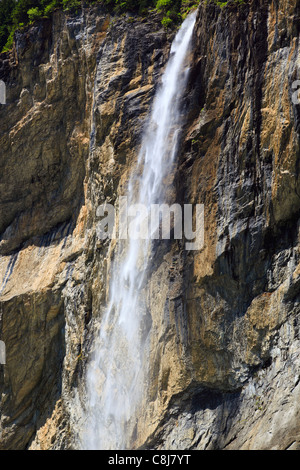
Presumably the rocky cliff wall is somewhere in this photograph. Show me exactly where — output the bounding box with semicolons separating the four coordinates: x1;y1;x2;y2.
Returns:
0;0;300;450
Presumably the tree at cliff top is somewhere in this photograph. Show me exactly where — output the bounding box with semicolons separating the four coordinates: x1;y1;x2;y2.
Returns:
0;0;201;52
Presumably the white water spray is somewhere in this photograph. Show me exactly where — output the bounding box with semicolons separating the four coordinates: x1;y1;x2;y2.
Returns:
82;11;197;450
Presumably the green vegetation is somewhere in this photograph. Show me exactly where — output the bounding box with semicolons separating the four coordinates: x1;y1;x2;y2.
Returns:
0;0;16;52
27;6;43;21
2;0;242;53
0;0;73;51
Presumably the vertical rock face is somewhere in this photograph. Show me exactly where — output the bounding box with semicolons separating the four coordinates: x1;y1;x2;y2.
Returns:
0;0;300;450
153;0;300;449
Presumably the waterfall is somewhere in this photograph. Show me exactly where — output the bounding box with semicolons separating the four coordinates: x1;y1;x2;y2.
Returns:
81;11;197;450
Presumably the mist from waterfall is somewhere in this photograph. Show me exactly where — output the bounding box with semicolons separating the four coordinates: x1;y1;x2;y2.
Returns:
81;11;197;450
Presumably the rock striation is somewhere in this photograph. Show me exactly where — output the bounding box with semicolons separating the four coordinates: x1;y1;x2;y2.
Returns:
0;0;300;450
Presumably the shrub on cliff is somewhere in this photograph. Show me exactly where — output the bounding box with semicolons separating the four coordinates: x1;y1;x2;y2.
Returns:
27;6;43;22
62;0;81;11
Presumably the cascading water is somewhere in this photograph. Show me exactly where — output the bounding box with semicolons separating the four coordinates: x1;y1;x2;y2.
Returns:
82;11;197;450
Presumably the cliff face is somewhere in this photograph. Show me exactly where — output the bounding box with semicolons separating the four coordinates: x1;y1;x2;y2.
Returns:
0;0;300;450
